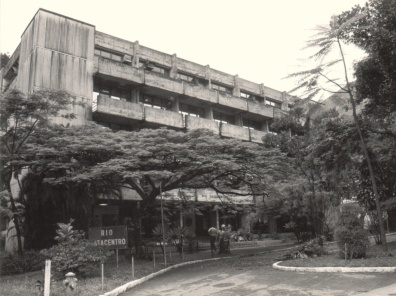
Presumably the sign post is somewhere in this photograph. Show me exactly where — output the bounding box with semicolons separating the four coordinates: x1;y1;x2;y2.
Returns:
44;260;51;296
160;183;167;267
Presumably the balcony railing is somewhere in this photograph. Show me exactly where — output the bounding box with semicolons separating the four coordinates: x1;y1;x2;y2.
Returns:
95;57;276;119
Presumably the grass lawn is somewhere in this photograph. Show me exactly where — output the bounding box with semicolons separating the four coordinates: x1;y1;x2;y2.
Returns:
280;240;396;268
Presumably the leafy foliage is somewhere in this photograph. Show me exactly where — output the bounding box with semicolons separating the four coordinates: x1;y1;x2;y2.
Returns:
336;205;369;259
0;89;73;254
0;52;10;68
40;219;112;278
0;250;45;276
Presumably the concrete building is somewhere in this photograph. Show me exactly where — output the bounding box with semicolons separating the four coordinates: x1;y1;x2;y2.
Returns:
1;9;297;236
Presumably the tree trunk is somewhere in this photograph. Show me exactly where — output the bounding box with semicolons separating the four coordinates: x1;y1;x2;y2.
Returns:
337;38;388;252
350;95;388;251
7;190;24;255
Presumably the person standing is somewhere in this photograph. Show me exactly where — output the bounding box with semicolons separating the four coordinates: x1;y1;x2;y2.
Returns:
208;226;219;257
218;224;226;254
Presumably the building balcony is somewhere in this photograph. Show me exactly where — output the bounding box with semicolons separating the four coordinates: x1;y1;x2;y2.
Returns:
144;72;184;95
248;100;274;118
94;95;144;121
144;107;184;129
220;123;250;141
185;115;220;134
95;56;144;84
94;57;277;120
249;129;267;144
183;83;218;104
94;97;269;143
218;92;247;111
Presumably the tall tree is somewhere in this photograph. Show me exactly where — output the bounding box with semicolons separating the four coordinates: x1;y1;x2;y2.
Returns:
286;9;389;250
0;89;72;254
17;123;290;248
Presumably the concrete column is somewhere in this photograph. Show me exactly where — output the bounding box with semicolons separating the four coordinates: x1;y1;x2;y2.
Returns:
204;105;213;120
235;114;243;127
132;41;140;68
232;74;240;97
281;92;288;110
260;83;266;104
170;54;177;79
205;65;211;88
261;120;269;132
171;96;180;112
131;87;140;104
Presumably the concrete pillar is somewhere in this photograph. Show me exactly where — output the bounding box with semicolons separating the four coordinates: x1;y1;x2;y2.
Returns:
235;113;243;127
281;92;289;110
132;41;140;68
171;96;180;112
170;54;177;79
204;105;213;120
131;87;140;104
205;65;211;88
261;120;269;132
260;83;266;104
232;74;240;97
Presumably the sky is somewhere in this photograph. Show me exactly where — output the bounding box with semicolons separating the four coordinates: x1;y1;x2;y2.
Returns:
0;0;367;94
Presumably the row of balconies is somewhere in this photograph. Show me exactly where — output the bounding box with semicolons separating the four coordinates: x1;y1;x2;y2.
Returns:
94;96;268;143
94;56;275;119
95;31;297;105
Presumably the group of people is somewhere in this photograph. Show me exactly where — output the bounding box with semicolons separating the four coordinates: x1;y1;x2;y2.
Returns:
208;224;231;256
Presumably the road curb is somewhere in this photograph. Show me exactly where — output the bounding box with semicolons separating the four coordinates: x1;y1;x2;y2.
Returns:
273;261;396;273
98;257;231;296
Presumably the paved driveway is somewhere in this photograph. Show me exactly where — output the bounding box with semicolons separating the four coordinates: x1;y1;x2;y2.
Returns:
124;252;396;296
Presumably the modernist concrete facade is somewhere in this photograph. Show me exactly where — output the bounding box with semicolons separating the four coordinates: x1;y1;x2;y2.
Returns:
1;9;297;235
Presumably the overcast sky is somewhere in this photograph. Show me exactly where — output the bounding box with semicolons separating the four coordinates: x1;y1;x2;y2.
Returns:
0;0;367;94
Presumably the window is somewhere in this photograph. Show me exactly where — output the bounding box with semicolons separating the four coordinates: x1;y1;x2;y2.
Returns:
243;118;261;130
151;66;166;75
240;91;255;100
95;48;123;62
265;100;281;109
93;83;131;101
177;72;195;83
140;94;171;110
211;82;232;94
179;103;204;118
139;60;169;76
213;111;235;125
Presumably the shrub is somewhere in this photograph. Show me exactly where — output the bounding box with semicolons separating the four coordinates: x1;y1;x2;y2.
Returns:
41;239;112;278
335;206;369;259
40;220;112;278
0;250;45;276
300;238;327;257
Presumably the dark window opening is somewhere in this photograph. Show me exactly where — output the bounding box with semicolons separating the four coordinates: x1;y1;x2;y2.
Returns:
139;60;169;76
243;118;261;130
177;72;195;83
95;48;123;62
211;82;232;94
179;103;205;118
265;99;281;109
140;94;172;110
213;111;235;125
93;82;132;102
240;91;256;100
